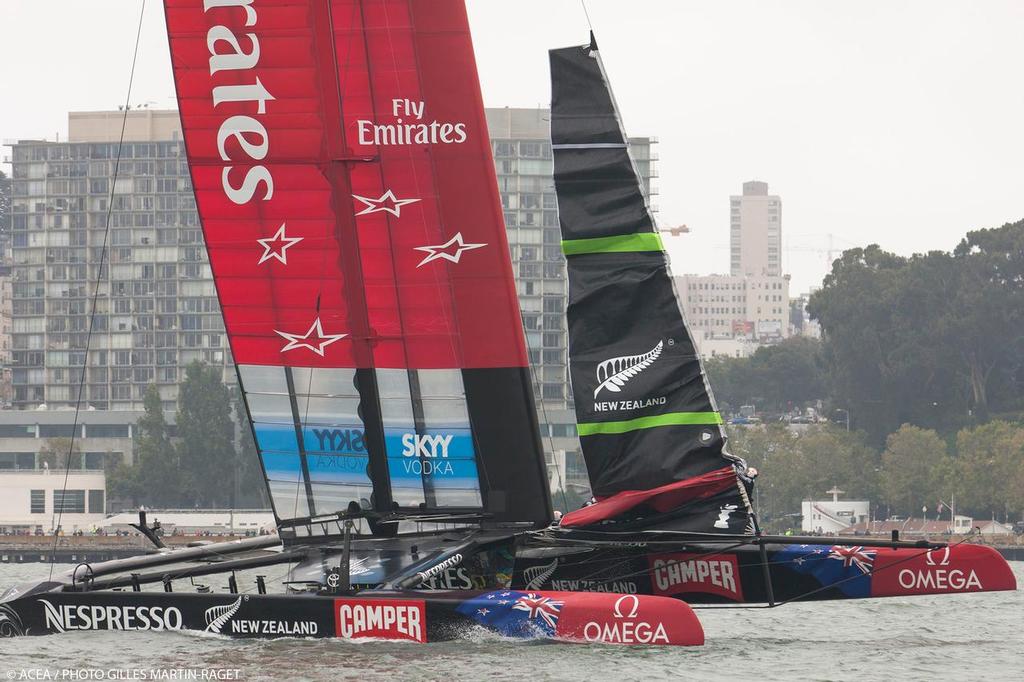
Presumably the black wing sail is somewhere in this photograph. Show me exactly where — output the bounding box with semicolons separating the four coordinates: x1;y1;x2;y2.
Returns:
551;35;755;533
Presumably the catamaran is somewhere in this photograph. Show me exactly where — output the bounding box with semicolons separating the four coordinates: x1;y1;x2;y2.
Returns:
511;32;1016;605
0;0;1014;646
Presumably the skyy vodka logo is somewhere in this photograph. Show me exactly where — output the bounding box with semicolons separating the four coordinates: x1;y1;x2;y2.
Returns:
357;98;468;146
592;340;668;413
401;433;456;476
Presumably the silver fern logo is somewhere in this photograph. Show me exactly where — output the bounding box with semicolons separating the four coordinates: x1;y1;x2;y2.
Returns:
0;604;25;637
524;558;559;590
204;596;243;634
594;341;664;398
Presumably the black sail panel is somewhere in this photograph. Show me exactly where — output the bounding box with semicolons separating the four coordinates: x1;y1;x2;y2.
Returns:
551;38;754;532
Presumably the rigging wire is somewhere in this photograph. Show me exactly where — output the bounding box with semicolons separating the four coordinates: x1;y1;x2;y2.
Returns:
579;0;594;31
48;0;147;581
286;0;363;566
521;322;572;515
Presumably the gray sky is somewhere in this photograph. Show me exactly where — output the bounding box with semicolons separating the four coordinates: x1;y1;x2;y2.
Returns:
3;0;1023;293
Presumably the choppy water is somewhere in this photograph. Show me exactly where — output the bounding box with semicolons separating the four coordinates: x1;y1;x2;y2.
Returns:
0;562;1020;681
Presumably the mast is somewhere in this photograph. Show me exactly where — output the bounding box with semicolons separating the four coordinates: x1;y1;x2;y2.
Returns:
549;36;755;532
164;0;552;539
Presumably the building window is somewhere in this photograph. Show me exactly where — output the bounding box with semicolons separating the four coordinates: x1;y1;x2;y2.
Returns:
30;490;45;514
53;489;85;514
88;490;105;514
84;424;130;438
0;453;36;469
0;425;35;438
39;424;83;438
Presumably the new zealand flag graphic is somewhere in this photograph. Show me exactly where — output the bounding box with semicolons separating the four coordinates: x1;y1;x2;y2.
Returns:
456;591;564;638
773;544;876;598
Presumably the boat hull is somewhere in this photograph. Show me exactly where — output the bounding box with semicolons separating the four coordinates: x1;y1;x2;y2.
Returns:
0;588;703;646
512;539;1017;604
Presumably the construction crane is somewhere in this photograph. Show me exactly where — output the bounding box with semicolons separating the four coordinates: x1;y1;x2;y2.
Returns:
659;224;690;237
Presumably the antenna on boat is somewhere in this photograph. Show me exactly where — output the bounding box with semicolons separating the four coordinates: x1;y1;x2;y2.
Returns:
130;509;166;549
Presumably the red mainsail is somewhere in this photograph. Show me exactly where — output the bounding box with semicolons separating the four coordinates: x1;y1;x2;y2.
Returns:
165;0;526;369
165;0;551;533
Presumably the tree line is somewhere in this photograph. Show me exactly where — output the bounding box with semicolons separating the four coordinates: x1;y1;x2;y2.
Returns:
704;218;1024;526
727;421;1024;530
708;219;1024;446
107;361;267;509
808;218;1024;443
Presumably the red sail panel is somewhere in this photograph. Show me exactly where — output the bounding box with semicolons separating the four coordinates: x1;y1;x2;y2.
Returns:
166;0;360;368
336;0;528;369
166;0;526;371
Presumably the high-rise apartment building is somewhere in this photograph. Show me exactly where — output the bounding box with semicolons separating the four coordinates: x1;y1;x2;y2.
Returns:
678;181;790;359
0;263;12;407
730;180;782;277
485;107;657;409
6;110;229;412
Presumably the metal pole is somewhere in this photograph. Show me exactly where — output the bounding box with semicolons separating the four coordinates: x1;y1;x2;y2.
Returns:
750;512;776;607
339;518;354;594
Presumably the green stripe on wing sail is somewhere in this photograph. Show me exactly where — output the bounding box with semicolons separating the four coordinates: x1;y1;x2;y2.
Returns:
577;411;723;436
561;232;664;256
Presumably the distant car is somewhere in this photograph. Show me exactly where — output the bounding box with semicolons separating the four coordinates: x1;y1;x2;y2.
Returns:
729;416;761;425
1013;521;1024;535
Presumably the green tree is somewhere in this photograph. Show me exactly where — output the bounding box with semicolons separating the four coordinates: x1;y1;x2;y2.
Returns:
105;458;142;508
879;424;951;517
177;361;236;507
727;423;879;531
747;337;826;412
233;389;269;508
125;384;182;507
726;424;799;529
953;421;1024;520
948;223;1024;420
705;337;826;414
808;221;1024;442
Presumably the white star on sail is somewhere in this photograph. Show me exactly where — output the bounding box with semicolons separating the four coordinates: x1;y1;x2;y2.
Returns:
414;232;487;268
256;223;303;265
352;189;420;218
274;317;347;357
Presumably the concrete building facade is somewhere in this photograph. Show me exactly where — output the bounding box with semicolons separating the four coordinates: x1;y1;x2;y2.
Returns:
676;272;791;358
0;470;106;534
801;497;871;534
730;180;782;277
0;409;146;471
